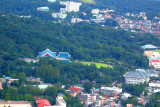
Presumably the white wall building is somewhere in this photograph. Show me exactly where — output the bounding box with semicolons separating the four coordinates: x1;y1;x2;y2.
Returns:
60;1;81;12
149;60;160;69
52;94;66;107
0;100;32;107
37;6;49;11
100;87;122;94
123;69;150;84
48;0;56;3
91;9;100;14
52;13;67;19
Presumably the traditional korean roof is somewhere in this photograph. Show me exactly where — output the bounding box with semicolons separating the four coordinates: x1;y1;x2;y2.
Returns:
38;48;56;58
123;69;149;78
57;52;71;58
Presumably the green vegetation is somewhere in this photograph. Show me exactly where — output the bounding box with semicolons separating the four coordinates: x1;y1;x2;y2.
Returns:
153;50;160;54
81;62;113;68
81;0;95;4
146;92;160;107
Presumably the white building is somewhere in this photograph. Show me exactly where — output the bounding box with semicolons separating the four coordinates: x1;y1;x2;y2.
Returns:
52;13;67;19
37;6;49;11
123;69;150;84
60;1;81;12
0;100;32;107
48;0;56;3
71;18;89;23
149;60;160;69
100;87;122;94
91;9;100;14
147;69;159;77
52;94;66;107
149;81;160;93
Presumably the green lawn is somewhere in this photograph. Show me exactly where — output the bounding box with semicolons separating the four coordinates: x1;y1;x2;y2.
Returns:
81;0;95;4
81;62;113;69
153;50;160;54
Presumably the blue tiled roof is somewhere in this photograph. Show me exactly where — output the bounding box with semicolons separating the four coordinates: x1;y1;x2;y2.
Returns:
58;52;71;58
39;48;56;58
60;59;70;62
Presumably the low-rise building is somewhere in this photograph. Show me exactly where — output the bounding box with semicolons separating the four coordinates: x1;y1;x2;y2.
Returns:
37;7;49;11
149;60;160;69
0;100;32;107
52;13;67;19
123;69;150;84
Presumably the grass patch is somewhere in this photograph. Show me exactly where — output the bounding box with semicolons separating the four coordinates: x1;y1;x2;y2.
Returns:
81;0;95;4
81;62;113;69
153;50;160;54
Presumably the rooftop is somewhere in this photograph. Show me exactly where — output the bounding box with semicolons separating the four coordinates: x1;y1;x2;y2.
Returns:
123;69;149;78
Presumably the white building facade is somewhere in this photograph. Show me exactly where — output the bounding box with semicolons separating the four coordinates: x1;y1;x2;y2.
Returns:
123;69;150;84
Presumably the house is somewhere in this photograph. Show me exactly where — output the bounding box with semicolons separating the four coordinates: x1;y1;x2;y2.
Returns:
38;48;56;58
0;100;32;107
126;104;133;107
121;93;131;100
20;58;39;63
52;13;67;19
60;1;81;12
48;0;56;3
144;51;153;57
79;79;90;84
149;60;160;69
123;69;150;84
33;84;49;90
7;78;19;85
100;87;122;94
91;9;100;14
36;99;51;107
147;69;159;77
53;94;66;107
66;90;77;97
26;77;41;82
68;87;81;93
149;81;160;93
37;7;49;12
142;44;156;49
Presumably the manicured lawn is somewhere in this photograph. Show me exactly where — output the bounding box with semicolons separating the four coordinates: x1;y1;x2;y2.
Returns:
81;0;95;4
81;62;113;69
153;50;160;53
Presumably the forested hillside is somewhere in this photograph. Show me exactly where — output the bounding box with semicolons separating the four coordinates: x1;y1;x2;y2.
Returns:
1;0;160;20
1;13;160;68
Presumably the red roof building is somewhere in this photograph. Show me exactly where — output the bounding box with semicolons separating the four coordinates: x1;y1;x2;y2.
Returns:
68;87;80;93
36;99;51;107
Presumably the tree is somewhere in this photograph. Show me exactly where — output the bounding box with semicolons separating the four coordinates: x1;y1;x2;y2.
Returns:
83;82;93;93
144;90;148;96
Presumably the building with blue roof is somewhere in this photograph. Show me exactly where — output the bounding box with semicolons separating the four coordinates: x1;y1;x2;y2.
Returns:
38;48;57;58
38;49;71;62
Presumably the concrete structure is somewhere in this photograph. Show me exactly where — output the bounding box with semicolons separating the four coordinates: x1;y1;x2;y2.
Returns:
141;44;157;50
147;69;159;77
144;51;153;57
48;0;56;3
121;93;131;100
37;7;49;11
0;100;32;107
60;1;81;12
149;60;160;69
20;58;39;63
123;69;150;84
52;13;67;19
91;9;100;14
100;87;122;94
